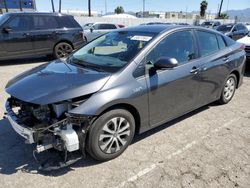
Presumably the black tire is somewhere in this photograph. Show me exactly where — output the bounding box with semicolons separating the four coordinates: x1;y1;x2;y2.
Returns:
218;74;237;104
53;42;73;59
87;109;135;161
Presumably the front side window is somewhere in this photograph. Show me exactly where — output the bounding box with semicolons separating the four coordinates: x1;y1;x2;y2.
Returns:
146;31;196;65
197;31;219;56
0;14;10;25
69;31;155;72
7;16;33;31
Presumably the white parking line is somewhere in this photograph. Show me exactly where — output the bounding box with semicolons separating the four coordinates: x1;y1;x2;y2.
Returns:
115;112;250;188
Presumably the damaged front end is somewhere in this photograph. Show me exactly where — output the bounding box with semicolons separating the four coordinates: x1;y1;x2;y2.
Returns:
5;97;93;171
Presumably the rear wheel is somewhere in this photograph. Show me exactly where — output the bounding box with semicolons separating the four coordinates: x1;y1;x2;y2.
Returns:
53;42;73;59
218;74;237;104
87;109;135;161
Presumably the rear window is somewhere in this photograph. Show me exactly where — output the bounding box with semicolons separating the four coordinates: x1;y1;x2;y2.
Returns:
57;16;80;28
217;35;227;49
224;36;236;46
197;31;219;56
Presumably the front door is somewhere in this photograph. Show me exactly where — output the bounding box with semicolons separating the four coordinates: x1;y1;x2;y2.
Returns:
1;15;33;59
145;30;201;126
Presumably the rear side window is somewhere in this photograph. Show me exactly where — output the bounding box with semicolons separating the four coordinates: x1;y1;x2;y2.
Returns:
197;31;219;56
33;16;59;30
217;35;227;49
58;16;80;28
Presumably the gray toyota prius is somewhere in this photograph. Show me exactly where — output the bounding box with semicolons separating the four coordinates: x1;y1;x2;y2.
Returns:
5;25;246;169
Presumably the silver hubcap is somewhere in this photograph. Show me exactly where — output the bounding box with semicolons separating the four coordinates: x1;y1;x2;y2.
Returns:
223;77;235;100
99;117;131;154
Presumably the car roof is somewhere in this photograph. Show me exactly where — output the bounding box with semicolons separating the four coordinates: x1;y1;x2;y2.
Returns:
120;25;181;34
4;12;70;17
118;25;225;36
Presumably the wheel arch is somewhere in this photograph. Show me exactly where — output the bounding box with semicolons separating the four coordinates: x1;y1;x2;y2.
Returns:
96;103;141;134
230;70;240;88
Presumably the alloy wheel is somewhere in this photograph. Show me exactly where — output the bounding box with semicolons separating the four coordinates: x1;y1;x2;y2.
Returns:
98;117;131;154
223;77;236;101
56;43;73;58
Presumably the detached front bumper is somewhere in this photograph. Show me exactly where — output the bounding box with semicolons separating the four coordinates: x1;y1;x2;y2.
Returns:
5;100;35;144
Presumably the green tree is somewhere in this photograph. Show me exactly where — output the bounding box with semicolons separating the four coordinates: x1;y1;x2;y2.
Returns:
114;6;124;14
200;0;208;18
218;13;229;19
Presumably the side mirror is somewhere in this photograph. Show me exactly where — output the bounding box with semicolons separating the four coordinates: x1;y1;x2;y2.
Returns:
90;27;93;33
3;27;12;33
154;57;178;69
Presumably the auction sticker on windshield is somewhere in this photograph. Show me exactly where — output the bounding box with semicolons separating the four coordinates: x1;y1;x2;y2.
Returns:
131;35;152;42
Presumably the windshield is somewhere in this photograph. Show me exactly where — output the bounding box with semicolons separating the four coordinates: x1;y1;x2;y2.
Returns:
69;31;155;72
217;25;233;32
0;14;10;26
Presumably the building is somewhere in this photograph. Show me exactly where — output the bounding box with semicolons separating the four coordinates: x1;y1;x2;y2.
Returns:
136;11;166;19
61;10;98;17
0;0;36;13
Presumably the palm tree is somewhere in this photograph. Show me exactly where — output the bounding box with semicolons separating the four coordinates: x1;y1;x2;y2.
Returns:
3;0;8;12
218;0;224;18
59;0;62;13
88;0;91;17
200;0;208;18
51;0;55;12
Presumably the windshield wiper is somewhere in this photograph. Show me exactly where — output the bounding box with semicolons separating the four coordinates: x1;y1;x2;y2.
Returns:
68;58;105;72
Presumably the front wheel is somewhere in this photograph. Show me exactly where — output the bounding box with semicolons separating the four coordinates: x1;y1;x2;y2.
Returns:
87;109;135;161
53;42;73;59
218;74;237;104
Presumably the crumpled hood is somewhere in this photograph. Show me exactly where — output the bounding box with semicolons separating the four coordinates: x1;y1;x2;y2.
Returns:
5;59;111;105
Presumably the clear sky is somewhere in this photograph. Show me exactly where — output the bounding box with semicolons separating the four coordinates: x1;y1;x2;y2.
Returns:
36;0;250;14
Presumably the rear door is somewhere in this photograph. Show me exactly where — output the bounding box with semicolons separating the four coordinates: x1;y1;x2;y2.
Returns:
1;15;33;58
195;30;231;105
31;15;59;54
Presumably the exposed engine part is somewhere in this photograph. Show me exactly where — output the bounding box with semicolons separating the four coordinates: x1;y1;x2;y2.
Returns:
52;103;71;118
57;124;80;152
32;105;51;122
36;144;53;153
6;97;93;171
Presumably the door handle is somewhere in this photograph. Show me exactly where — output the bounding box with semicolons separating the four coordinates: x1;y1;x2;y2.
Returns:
190;66;200;74
223;57;229;62
23;33;30;37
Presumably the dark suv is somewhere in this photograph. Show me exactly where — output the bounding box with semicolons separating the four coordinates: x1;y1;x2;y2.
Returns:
0;12;84;60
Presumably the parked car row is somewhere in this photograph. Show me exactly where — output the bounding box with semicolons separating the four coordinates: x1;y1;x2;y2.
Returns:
0;12;85;60
82;22;125;42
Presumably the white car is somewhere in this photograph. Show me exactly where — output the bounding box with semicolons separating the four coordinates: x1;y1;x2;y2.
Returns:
83;22;124;42
237;34;250;59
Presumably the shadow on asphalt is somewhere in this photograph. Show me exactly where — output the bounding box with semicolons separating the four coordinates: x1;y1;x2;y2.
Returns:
0;104;210;177
0;56;53;66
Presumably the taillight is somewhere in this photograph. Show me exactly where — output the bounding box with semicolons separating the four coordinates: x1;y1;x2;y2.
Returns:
240;44;246;50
